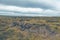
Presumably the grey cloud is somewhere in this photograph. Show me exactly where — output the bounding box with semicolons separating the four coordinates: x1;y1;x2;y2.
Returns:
0;0;55;10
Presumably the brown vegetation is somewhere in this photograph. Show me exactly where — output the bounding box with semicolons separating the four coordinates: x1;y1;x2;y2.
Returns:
0;16;60;40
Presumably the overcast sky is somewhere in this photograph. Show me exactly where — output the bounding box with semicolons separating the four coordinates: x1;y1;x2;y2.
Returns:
0;0;60;16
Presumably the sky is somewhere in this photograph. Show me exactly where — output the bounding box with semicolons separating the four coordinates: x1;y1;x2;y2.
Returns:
0;0;60;16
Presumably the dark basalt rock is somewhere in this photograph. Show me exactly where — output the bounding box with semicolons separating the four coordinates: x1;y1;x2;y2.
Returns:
25;23;32;29
10;21;57;35
19;23;32;31
20;24;26;31
49;30;57;35
11;22;19;26
45;25;57;35
45;25;51;32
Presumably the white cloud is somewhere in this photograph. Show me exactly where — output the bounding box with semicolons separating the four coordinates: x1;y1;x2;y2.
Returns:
0;4;60;16
0;4;43;13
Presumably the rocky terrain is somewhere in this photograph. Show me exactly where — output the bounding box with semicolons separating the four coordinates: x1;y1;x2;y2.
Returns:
0;16;60;40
